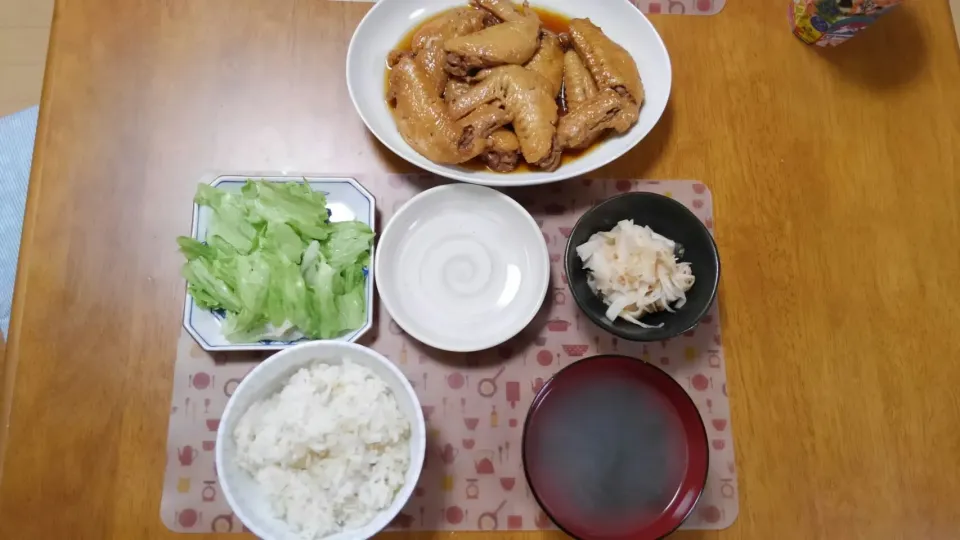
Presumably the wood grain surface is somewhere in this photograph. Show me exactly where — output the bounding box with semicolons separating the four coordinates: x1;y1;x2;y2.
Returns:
952;0;960;46
2;0;960;539
0;0;52;116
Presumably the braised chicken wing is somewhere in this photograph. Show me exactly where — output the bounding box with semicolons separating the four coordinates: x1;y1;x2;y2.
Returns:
458;104;512;157
444;1;541;76
568;18;643;126
472;0;530;22
411;7;493;51
403;7;489;95
525;31;565;98
557;88;634;150
443;78;473;106
481;129;522;172
448;65;560;170
562;49;598;112
389;55;504;164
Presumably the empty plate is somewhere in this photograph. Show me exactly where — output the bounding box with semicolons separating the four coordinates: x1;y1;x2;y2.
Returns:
375;184;549;352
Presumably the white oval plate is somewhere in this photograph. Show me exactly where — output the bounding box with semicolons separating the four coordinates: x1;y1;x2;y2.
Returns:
346;0;672;187
375;184;549;352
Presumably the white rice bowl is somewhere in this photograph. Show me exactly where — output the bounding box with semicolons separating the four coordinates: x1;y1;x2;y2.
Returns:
216;341;426;540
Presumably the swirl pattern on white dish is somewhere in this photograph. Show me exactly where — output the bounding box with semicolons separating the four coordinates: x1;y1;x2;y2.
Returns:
376;185;549;352
425;237;493;298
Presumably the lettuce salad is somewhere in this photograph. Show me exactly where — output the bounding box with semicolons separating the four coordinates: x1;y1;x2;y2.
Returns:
178;180;373;342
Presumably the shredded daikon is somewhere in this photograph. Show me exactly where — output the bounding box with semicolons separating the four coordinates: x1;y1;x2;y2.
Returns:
576;220;695;328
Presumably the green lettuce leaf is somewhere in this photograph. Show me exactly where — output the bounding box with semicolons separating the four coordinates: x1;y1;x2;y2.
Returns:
241;180;331;241
203;188;259;254
177;236;216;261
324;221;375;270
263;222;306;264
181;258;241;313
178;180;372;342
302;252;342;339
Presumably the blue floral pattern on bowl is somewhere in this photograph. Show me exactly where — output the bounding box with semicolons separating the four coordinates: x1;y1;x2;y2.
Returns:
182;174;376;352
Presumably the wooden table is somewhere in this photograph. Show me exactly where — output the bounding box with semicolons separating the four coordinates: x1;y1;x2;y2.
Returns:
2;0;959;538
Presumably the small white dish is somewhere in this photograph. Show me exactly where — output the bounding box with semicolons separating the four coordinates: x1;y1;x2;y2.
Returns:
375;184;549;352
346;0;671;187
216;341;426;540
183;174;376;352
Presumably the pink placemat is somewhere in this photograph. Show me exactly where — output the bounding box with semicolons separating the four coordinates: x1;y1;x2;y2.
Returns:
160;176;739;533
332;0;726;16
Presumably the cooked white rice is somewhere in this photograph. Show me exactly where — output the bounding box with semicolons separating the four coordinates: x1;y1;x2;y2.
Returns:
233;360;411;539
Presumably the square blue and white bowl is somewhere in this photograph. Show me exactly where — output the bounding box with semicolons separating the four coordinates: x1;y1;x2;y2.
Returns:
183;174;376;352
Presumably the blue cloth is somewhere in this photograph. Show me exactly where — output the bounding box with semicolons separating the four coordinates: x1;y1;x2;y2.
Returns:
0;106;38;337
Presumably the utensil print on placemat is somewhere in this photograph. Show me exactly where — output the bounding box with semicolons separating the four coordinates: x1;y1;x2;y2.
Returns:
211;514;236;532
506;381;521;408
447;372;466;390
719;477;736;499
446;506;465;525
708;349;722;368
536;350;553;366
439;443;459;465
202;480;218;502
690;373;711;391
562;344;589;357
478;366;505;398
699;504;722;524
546;319;571;332
189;372;212;390
223;377;242;398
553;288;567;306
176;509;199;529
475;450;496;475
178;445;199;466
466;478;480;500
478;501;507;530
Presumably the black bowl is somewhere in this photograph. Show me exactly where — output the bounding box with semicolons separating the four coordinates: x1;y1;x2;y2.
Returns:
564;192;720;342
